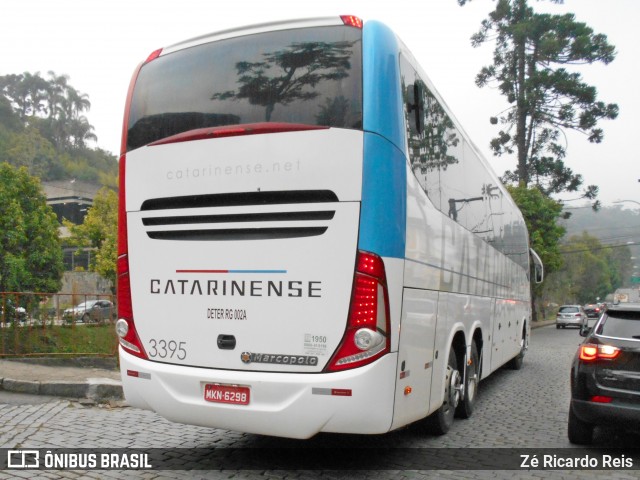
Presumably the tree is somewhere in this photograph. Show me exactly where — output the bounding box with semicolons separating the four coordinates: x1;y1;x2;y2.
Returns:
64;187;117;288
542;232;627;305
0;163;63;292
458;0;618;203
4;127;57;178
211;40;356;121
508;185;565;319
0;72;118;185
0;71;97;150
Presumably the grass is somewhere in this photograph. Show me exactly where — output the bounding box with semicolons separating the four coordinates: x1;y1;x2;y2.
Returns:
0;322;118;357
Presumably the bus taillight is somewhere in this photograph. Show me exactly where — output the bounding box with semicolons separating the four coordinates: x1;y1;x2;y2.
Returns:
116;155;147;360
326;251;390;371
341;15;363;29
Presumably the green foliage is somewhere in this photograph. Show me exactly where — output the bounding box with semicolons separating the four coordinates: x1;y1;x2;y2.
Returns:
64;188;117;287
460;0;617;201
561;204;638;288
0;323;117;356
543;232;628;305
508;185;566;320
0;163;64;292
508;184;565;273
0;71;117;185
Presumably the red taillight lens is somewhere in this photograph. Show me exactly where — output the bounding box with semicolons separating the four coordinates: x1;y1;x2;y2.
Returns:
341;15;363;29
579;344;620;362
326;251;390;372
598;344;621;359
116;153;147;359
350;275;379;328
145;48;163;64
579;345;597;361
590;395;613;403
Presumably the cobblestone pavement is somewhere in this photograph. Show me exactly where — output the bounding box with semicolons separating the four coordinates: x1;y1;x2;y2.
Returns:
0;324;638;479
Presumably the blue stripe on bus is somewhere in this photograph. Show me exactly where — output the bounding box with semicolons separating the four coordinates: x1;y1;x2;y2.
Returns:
359;133;406;259
359;20;407;259
362;20;406;153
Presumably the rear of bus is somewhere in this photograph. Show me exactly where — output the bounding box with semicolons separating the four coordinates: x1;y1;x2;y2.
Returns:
117;16;404;438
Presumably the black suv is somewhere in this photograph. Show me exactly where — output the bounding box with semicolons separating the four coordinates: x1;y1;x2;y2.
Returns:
568;302;640;444
583;303;602;319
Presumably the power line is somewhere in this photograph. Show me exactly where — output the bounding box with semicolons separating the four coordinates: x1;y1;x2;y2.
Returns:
560;242;640;255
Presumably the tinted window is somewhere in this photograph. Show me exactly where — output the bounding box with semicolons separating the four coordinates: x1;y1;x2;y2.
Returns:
597;310;640;339
128;26;362;151
399;55;529;271
559;307;579;313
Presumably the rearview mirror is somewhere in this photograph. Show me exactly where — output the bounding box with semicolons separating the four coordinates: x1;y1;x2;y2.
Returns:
579;325;591;337
530;248;544;284
406;83;424;134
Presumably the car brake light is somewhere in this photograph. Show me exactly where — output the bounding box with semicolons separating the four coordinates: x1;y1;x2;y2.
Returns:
599;344;621;359
326;251;391;372
590;395;613;403
579;344;620;362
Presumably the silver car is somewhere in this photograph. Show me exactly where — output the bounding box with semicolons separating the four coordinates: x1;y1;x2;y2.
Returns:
556;305;587;329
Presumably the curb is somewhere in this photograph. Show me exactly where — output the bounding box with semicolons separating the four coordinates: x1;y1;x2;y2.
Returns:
0;376;123;402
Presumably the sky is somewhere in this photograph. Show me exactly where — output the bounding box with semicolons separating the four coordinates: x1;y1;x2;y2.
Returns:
1;0;638;207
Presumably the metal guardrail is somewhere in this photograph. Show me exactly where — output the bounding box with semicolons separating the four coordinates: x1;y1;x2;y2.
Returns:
0;292;118;358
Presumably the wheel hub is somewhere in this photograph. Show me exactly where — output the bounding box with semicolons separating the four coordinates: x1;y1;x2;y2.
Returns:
448;368;462;408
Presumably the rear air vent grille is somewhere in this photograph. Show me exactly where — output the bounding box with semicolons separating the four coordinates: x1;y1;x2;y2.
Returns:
141;190;339;211
147;227;328;241
142;210;335;226
140;190;338;242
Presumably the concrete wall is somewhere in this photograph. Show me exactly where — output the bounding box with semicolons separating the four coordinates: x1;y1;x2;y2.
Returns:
60;272;113;296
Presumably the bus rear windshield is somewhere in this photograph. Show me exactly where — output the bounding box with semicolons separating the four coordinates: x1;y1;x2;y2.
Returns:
127;25;363;151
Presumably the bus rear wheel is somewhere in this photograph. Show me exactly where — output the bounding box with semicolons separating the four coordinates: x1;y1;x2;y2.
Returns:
425;348;461;435
507;327;526;370
456;342;479;419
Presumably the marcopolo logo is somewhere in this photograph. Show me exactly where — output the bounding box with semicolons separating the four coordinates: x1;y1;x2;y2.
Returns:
241;351;318;366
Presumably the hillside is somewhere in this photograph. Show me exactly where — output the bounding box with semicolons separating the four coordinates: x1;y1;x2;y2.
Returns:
561;204;640;247
0;72;117;187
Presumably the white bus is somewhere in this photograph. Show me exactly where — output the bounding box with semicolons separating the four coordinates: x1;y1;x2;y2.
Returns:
117;15;543;439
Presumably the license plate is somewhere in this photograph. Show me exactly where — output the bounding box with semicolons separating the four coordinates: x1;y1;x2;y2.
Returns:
204;383;250;405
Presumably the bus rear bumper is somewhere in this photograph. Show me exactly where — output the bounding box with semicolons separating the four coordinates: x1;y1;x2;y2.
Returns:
119;348;398;439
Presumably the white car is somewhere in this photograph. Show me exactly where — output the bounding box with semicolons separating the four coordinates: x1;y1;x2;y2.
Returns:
556;305;587;329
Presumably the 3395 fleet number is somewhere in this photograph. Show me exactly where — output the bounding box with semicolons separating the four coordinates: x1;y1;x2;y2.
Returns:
148;339;187;360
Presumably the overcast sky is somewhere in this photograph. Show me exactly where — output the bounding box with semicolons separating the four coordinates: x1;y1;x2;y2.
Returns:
1;0;637;206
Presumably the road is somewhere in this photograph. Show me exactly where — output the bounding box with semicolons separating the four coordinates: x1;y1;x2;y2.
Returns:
1;323;638;479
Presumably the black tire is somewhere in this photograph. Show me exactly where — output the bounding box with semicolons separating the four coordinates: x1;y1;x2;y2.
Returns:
507;327;526;370
568;403;594;445
424;348;461;435
556;324;560;329
456;342;479;419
